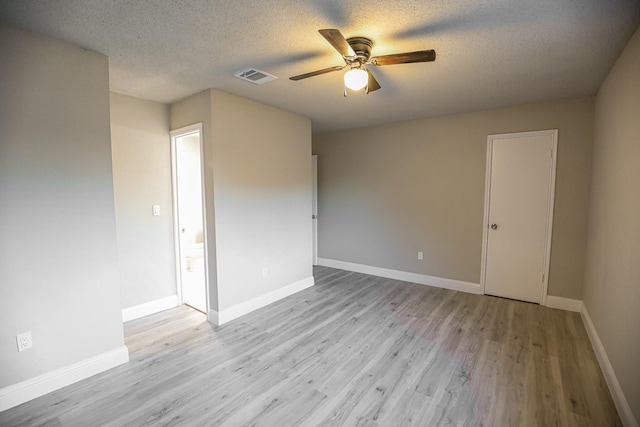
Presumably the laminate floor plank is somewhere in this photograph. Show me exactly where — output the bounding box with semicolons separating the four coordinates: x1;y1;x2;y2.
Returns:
468;338;504;426
0;267;622;426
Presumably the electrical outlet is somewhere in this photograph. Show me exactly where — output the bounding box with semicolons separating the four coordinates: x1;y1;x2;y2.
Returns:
418;251;424;260
16;331;32;352
262;268;268;278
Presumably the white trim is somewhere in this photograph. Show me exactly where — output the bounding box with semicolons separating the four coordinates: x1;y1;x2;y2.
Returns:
581;305;639;427
169;123;203;139
479;133;494;296
170;123;211;314
480;129;558;305
317;258;481;294
208;276;315;326
121;295;180;323
207;309;219;326
312;155;318;266
541;130;558;306
170;129;183;305
0;346;129;412
544;295;583;312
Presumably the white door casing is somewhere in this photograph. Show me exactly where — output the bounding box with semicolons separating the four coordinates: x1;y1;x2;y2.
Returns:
481;130;557;304
312;155;318;266
170;123;209;314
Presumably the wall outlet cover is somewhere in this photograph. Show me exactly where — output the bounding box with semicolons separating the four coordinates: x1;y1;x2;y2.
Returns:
17;331;33;352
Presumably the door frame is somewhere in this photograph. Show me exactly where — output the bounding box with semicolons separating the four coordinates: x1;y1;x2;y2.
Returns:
170;123;210;313
479;129;558;305
312;155;318;266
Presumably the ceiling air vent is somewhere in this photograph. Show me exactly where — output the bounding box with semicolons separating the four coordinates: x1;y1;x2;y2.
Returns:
233;68;278;85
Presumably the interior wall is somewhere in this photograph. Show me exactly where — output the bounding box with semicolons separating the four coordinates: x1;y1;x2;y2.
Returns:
170;90;218;311
210;90;313;310
110;92;176;309
0;25;125;387
313;97;594;299
584;26;640;423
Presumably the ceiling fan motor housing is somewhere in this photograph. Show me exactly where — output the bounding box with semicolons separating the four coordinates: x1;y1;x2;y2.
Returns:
347;37;373;62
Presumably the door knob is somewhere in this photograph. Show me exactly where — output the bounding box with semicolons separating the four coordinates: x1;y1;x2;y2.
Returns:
490;224;498;230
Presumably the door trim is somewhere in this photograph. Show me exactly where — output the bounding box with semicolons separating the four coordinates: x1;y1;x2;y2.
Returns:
312;155;318;266
169;123;210;313
480;129;558;305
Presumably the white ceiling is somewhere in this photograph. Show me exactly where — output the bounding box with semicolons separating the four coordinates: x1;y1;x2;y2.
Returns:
1;1;639;133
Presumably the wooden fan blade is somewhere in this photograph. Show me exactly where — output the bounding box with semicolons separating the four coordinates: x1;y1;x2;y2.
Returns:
366;69;381;93
370;49;436;66
319;29;356;58
289;65;345;81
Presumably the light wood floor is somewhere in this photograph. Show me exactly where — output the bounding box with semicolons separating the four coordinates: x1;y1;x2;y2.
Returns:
1;266;621;426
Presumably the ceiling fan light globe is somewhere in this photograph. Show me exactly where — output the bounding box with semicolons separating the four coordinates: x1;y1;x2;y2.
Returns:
344;68;368;91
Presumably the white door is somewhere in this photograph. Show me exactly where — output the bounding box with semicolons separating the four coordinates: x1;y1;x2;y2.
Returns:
312;155;318;266
482;130;557;304
171;125;208;313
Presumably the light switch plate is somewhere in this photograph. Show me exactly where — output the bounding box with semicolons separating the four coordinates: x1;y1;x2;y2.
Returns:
152;205;160;216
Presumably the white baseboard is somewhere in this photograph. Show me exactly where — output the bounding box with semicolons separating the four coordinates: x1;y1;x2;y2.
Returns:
208;276;315;326
581;305;638;427
317;258;481;295
122;295;180;323
545;295;583;312
0;346;129;412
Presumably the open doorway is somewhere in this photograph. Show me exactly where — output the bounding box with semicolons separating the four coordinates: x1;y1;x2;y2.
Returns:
170;124;208;314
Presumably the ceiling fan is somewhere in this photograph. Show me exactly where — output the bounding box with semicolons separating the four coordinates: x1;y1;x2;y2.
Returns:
289;29;436;95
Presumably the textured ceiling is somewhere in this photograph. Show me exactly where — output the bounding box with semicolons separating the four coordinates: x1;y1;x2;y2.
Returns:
1;1;639;133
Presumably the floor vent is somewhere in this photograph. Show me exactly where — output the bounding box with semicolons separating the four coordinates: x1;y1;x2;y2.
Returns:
233;68;278;85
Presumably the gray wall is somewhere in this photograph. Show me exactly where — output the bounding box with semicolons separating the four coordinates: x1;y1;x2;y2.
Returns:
584;26;640;423
313;97;594;299
210;90;313;310
110;92;176;309
0;25;125;387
